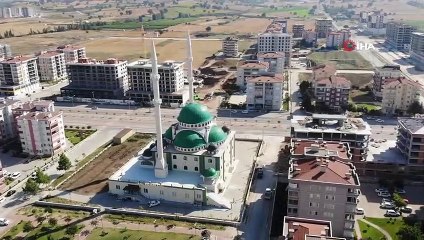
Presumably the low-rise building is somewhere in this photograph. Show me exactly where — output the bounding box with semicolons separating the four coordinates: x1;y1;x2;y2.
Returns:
257;52;285;74
281;216;346;240
246;73;285;111
313;75;351;113
37;51;67;82
326;30;350;48
315;18;333;38
410;32;424;71
236;61;269;88
57;45;86;63
381;77;424;114
372;65;402;99
222;36;239;57
386;22;417;51
0;56;40;97
292;24;305;38
397;117;424;168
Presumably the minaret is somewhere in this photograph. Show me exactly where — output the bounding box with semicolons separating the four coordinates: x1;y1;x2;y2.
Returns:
186;31;194;103
151;40;168;178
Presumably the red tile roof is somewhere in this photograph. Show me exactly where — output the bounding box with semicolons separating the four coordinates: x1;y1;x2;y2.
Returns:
2;56;35;63
383;77;423;89
312;64;337;80
316;75;351;87
247;74;284;83
38;51;62;58
238;61;269;69
285;217;333;240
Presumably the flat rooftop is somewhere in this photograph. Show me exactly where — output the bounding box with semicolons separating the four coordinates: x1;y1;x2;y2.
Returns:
291;115;371;135
398;117;424;134
366;140;407;164
128;59;184;69
291;139;350;160
283;216;346;240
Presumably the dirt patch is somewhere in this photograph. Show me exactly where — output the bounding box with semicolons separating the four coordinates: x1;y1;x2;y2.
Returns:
60;133;153;195
337;73;373;88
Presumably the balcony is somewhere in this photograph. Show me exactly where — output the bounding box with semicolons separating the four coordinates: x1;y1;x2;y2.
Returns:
288;191;299;198
348;189;360;196
345;204;356;213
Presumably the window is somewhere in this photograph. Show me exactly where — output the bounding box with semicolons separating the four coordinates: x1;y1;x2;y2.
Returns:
196;194;202;199
172;192;176;197
288;199;298;205
116;185;120;190
309;211;318;216
185;193;190;199
173;155;176;159
309;202;319;207
288;208;298;214
325;186;336;192
194;167;199;171
184;166;188;170
324;212;334;218
208;159;213;163
183;156;187;160
309;193;314;199
173;164;177;169
143;189;148;193
194;157;198;161
324;204;335;209
325;195;336;200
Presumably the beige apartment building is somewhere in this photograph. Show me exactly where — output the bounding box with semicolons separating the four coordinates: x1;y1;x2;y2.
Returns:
246;74;285;111
37;51;67;82
315;18;333;38
381;77;424;114
386;22;417;51
313;75;351;113
372;65;402;99
0;56;40;97
287;139;360;238
257;20;292;67
257;52;285;74
222;36;239;57
57;45;86;63
410;32;424;71
236;61;269;88
292;24;305;38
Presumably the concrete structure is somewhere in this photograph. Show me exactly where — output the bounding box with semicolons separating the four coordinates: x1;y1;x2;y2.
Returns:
113;128;134;145
37;51;67;82
410;32;424;71
61;58;128;99
57;45;86;63
361;11;387;36
258;21;292;67
17;110;66;157
315;18;333;38
326;30;350;48
127;59;188;107
292;24;305;38
0;98;19;142
246;74;285;111
372;65;402;99
385;22;417;51
0;44;12;60
287;139;360;238
313;76;351;113
397;117;424;167
281;216;346;240
0;56;40;97
381;77;424;115
291;114;371;162
236;61;269;88
222;36;239;57
302;30;317;45
267;19;288;33
257;52;285;74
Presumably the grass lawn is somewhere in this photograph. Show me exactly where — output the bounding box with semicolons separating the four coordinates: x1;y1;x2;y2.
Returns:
165;5;229;18
64;129;96;145
307;51;373;70
358;220;386;240
3;220;84;240
259;6;310;17
405;20;424;31
355;103;381;111
365;217;406;240
99;18;197;30
87;227;201;240
3;220;26;238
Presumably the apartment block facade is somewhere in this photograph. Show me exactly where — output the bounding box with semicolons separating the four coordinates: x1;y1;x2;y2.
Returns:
397;118;424;167
257;32;292;67
303;30;317;44
236;61;269;88
364;11;387;36
0;99;20;142
313;75;351;112
37;51;67;82
326;30;350;48
61;58;128;99
410;32;424;71
372;65;402;99
257;52;285;74
292;24;305;38
315;18;333;38
386;22;417;50
381;77;424;114
57;45;86;63
0;56;40;96
0;44;12;60
127;59;188;106
222;36;239;57
246;74;284;111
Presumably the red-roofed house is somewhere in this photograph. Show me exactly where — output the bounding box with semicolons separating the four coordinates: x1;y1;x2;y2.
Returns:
281;216;346;240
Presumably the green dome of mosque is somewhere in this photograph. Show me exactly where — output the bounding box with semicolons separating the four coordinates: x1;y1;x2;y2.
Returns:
208;126;227;143
203;167;218;178
177;103;213;125
164;127;173;140
174;130;206;149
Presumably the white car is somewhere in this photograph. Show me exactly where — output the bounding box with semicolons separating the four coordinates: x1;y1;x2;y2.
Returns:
10;172;21;179
0;218;9;226
380;202;395;209
382;198;394;204
148;200;160;208
378;192;391;198
0;197;4;203
241;110;249;114
355;208;365;215
375;188;388;193
385;210;400;217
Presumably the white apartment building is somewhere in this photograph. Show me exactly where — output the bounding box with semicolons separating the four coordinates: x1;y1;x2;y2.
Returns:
410;32;424;71
365;11;387;36
386;22;417;51
236;61;269;88
246;74;285;111
0;98;19;142
222;36;239;57
287;139;360;238
257;52;285;74
372;65;402;98
0;56;40;97
381;77;424;114
37;51;67;82
0;44;12;60
326;30;350;48
57;45;86;63
315;18;333;38
257;32;292;66
127;59;188;106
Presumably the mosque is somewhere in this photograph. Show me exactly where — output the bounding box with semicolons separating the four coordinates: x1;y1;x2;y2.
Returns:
108;35;237;208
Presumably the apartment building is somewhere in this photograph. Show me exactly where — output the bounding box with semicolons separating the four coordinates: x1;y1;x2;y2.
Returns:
312;64;337;81
302;30;317;44
287;140;360;238
386;22;417;51
281;216;346;240
326;30;350;48
0;98;20;142
0;44;12;60
0;56;40;97
246;74;284;111
315;18;333;38
291;114;372;162
257;32;292;67
257;52;285;74
222;36;239;57
313;75;351;112
61;58;128;99
381;77;424;114
292;24;305;38
397;118;424;167
267;19;288;33
410;32;424;71
372;64;402;98
17;111;66;156
127;59;188;106
57;45;86;63
236;61;269;88
363;11;387;36
37;51;67;82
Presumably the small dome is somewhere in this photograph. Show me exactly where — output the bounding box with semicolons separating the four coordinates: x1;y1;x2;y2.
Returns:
208;125;227;143
164;127;173;140
174;130;206;149
177;103;213;125
203;167;218;178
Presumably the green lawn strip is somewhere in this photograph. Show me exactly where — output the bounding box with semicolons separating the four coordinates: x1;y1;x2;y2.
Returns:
165;5;228;18
259;6;310;15
105;214;225;231
358;219;386;239
87;227;201;240
405;20;424;31
2;220;26;238
25;223;85;240
355;103;381;111
365;217;406;240
65;129;96;145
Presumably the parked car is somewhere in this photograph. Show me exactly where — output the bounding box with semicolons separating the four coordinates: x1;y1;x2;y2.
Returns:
380;202;395;209
395;189;406;194
0;218;9;226
148;200;160;208
256;167;264;179
10;172;21;179
241;110;249;114
5;190;16;197
385;210;400;217
264;188;273;200
378;192;391;198
400;206;413;213
355;208;365;215
382;198;394;204
230;110;237;114
375;188;388;193
0;197;4;203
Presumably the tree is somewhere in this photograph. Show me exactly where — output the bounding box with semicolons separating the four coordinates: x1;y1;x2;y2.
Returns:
66;225;79;235
36;216;46;225
261;12;266;17
299;81;311;94
397;224;424;240
393;193;407;210
49;218;58;226
57;154;71;171
23;221;34;232
407;101;424;115
35;168;50;184
23;179;40;195
205;26;212;32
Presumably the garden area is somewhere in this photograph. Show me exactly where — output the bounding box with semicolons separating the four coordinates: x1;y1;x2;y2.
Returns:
64;128;96;145
364;217;424;240
307;51;373;70
358;220;386;240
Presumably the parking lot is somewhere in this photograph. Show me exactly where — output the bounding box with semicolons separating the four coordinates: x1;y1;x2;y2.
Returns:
357;183;424;219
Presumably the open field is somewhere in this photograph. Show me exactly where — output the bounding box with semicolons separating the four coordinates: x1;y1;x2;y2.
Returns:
358;220;385;240
65;129;96;145
307;51;373;70
87;228;201;240
99;17;198;30
59;133;153;195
